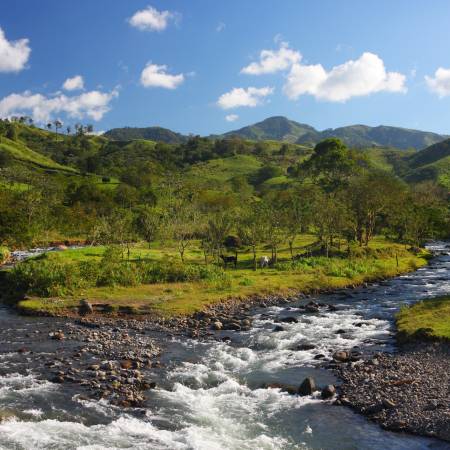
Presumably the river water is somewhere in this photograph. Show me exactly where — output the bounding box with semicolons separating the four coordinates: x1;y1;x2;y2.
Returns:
0;244;449;449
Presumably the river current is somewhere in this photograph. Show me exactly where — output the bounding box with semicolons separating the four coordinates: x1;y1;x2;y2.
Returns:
0;243;449;449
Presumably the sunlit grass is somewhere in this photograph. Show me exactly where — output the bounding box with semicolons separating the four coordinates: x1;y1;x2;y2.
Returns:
17;236;428;318
397;295;450;340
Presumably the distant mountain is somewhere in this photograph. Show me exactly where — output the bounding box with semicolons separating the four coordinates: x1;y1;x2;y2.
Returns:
104;117;449;151
221;116;448;150
404;138;450;188
307;125;448;150
220;116;317;143
103;126;188;144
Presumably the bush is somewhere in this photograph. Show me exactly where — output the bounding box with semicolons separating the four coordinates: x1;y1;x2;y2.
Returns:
8;248;232;298
10;258;84;297
0;246;10;264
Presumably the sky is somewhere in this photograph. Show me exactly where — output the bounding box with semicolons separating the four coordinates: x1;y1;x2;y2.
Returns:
2;0;450;135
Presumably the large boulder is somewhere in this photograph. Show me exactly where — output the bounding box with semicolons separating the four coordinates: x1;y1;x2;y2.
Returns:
321;385;336;399
298;377;316;396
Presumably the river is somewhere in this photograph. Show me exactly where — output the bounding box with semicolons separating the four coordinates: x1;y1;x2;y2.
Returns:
0;243;449;449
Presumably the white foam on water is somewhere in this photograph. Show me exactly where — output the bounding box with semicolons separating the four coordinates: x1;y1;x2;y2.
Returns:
0;372;55;400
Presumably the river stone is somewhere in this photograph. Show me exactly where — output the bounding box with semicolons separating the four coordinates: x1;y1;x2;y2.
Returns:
273;325;285;332
321;384;336;399
296;343;316;351
298;377;316;396
212;321;223;331
280;316;298;323
333;351;350;362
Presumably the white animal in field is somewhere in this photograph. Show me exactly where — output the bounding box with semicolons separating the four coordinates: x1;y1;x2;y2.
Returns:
259;256;269;268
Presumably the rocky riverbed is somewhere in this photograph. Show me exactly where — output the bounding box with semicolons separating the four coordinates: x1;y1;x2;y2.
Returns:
10;318;161;409
336;341;450;442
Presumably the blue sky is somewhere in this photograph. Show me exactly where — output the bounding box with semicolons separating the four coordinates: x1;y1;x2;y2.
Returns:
1;0;450;135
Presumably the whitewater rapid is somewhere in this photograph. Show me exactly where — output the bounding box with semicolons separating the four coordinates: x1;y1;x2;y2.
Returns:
0;244;449;449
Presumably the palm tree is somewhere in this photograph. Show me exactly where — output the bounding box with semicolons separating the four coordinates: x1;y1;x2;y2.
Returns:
66;125;71;135
46;122;52;132
54;120;62;140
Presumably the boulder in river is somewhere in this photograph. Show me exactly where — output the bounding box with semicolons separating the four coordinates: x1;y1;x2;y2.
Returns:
321;385;336;399
333;351;350;362
298;377;316;396
280;316;298;323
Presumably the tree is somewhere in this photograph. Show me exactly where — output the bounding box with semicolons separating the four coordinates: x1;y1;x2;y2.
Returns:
346;171;402;246
205;211;235;264
134;205;163;248
5;123;17;141
277;185;316;259
298;138;357;192
238;202;268;270
166;197;200;263
54;120;62;140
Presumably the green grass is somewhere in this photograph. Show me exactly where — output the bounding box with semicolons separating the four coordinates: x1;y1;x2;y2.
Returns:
15;236;428;318
0;137;77;172
186;155;262;185
396;295;450;340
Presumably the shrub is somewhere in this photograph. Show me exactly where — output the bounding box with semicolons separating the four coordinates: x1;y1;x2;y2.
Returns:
10;258;83;297
0;246;10;264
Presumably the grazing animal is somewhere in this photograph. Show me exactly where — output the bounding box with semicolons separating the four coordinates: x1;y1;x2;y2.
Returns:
259;256;270;268
220;255;237;268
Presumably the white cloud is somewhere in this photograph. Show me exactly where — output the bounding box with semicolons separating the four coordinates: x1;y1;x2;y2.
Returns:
140;63;184;89
241;42;301;75
63;75;84;91
225;114;239;122
0;27;31;73
128;5;174;31
425;67;450;97
217;86;274;109
0;88;118;122
216;22;226;32
284;52;406;102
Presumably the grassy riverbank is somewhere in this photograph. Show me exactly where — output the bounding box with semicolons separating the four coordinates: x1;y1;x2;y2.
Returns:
397;295;450;341
10;237;429;318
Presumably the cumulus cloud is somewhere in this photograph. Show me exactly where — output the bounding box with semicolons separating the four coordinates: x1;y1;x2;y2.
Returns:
63;75;84;91
0;27;31;73
425;67;450;97
225;114;239;122
140;63;184;89
241;42;300;75
217;86;274;109
128;5;174;31
0;88;118;122
283;52;406;102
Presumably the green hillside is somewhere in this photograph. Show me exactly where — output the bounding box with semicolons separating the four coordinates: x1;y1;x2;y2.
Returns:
309;124;447;150
0;136;77;173
404;139;450;188
103;126;188;144
220;116;317;143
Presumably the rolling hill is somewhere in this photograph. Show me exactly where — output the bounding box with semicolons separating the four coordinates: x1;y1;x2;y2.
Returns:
219;116;448;150
103;126;188;144
404;138;450;188
219;116;316;143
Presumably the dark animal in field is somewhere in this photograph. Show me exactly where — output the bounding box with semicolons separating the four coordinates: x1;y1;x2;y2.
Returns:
220;255;237;268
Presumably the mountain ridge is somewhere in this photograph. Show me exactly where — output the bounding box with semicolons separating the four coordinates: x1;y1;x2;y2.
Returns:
104;116;449;150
